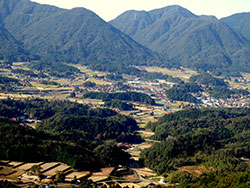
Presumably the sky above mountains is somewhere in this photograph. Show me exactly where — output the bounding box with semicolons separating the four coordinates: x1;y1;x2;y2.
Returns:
32;0;250;21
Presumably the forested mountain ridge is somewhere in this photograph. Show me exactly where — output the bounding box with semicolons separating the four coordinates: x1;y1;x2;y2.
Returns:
221;12;250;41
0;21;28;61
0;0;162;65
1;0;250;74
110;5;250;73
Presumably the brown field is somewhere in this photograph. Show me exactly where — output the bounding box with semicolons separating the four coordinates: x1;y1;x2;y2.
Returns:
129;150;141;157
16;162;44;171
0;93;34;100
144;67;198;81
132;168;156;177
65;171;90;181
137;181;151;187
92;167;115;176
9;170;25;178
88;175;108;182
43;164;71;176
135;142;153;150
40;162;60;173
119;183;141;188
8;162;24;168
178;165;212;177
0;167;16;176
137;130;155;139
86;78;112;85
0;160;9;164
12;62;30;70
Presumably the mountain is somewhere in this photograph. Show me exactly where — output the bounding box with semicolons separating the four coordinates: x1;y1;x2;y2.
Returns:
0;21;28;61
0;0;161;65
110;6;250;73
221;12;250;41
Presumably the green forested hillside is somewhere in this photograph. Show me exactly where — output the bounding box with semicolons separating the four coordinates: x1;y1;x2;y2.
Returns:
0;119;130;170
0;98;142;169
0;22;28;61
141;108;250;187
221;12;250;41
1;0;250;75
110;6;250;74
0;0;161;66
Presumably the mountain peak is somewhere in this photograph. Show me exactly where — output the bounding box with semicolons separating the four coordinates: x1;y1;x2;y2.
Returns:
149;5;197;19
110;5;250;73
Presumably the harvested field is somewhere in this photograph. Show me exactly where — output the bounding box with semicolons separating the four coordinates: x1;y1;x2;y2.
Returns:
17;162;44;171
43;164;71;176
144;67;197;81
8;162;24;168
129;150;140;157
0;160;9;164
137;181;151;187
9;170;25;178
0;167;16;176
88;175;108;182
135;142;152;150
119;183;141;188
65;171;90;181
132;168;156;177
132;157;140;162
92;167;115;176
178;165;212;177
122;174;140;181
137;130;154;139
40;162;60;173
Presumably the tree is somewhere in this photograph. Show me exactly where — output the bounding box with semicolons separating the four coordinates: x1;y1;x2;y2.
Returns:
83;81;96;87
30;165;41;176
55;170;65;182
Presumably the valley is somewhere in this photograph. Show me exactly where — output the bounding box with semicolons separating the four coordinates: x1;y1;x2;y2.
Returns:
0;61;250;187
0;0;250;187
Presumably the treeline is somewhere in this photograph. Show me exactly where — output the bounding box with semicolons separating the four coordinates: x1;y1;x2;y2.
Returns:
83;91;155;105
0;98;100;120
165;83;201;103
0;76;21;92
38;113;140;142
189;73;227;86
0;119;129;170
0;98;143;170
140;108;250;185
104;99;135;111
0;98;141;142
0;76;19;85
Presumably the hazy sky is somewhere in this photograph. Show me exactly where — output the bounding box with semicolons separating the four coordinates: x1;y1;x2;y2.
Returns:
32;0;250;21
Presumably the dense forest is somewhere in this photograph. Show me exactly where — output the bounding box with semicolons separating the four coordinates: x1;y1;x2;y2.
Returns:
189;73;227;86
0;76;21;92
141;108;250;187
0;98;142;170
165;83;201;103
83;91;155;105
104;99;135;111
